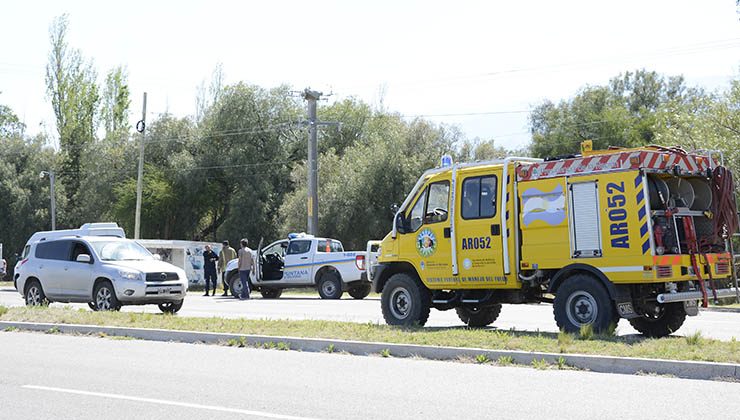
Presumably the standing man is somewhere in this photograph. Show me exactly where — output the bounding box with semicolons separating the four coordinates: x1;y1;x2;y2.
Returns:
237;238;253;300
202;245;219;296
218;240;237;296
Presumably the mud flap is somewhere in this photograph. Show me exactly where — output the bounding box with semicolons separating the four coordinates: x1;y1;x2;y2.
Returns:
616;301;638;319
614;285;638;319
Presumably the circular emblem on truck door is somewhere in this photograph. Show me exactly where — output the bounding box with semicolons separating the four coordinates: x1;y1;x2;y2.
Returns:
416;228;437;257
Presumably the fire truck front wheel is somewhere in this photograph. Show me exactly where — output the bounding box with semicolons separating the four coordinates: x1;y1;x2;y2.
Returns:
628;302;686;338
553;274;616;334
381;273;431;326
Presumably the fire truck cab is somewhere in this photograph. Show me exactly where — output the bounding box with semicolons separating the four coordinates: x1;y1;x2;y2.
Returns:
368;143;739;337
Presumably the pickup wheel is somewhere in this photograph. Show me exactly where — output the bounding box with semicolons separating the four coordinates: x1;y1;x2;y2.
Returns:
260;288;283;299
318;272;343;299
553;274;615;334
381;273;430;326
628;302;686;338
456;304;501;327
228;272;252;298
348;284;371;300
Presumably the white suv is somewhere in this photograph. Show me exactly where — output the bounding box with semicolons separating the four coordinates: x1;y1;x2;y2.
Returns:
16;236;188;313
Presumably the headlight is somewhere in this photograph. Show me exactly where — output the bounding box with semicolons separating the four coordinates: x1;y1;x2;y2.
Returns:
118;269;142;281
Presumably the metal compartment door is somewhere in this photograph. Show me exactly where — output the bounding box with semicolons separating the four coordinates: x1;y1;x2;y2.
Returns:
569;181;602;257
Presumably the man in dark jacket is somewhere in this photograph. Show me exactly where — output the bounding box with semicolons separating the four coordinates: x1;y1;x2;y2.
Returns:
202;245;219;296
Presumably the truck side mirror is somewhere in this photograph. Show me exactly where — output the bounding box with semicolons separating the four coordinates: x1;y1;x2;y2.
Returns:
395;212;407;234
390;203;399;215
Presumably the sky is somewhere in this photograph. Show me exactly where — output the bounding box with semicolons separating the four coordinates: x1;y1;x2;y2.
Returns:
1;0;740;150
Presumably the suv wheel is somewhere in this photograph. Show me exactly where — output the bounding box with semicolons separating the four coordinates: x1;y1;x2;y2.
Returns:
158;300;184;314
94;281;121;311
25;280;49;306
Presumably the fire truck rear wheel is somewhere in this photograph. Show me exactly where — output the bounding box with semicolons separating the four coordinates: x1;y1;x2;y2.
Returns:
628;302;686;338
381;273;431;326
553;274;615;334
455;304;502;327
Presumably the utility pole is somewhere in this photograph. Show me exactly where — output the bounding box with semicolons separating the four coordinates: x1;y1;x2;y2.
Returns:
40;170;56;230
303;89;321;236
134;92;147;240
300;89;340;236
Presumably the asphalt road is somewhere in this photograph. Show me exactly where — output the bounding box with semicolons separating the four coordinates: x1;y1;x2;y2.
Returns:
1;332;739;420
1;285;739;340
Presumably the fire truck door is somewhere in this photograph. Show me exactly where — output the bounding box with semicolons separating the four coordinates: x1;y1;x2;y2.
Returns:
455;172;506;285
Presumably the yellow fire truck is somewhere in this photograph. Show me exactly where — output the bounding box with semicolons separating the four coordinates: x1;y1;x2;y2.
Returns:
367;143;740;337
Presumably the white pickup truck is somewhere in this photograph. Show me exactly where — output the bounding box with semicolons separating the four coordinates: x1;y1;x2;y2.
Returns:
224;235;370;299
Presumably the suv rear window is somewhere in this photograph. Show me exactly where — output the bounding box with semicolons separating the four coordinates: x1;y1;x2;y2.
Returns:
35;240;71;260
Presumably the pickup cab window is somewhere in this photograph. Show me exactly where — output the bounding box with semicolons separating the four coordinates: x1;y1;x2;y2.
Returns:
287;240;312;255
317;240;343;253
263;240;288;257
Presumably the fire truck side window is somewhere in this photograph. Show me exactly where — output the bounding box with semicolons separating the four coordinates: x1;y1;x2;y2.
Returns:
408;189;428;232
462;175;497;219
425;182;450;224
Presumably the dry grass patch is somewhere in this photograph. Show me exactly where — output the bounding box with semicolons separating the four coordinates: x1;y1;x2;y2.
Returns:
1;306;739;364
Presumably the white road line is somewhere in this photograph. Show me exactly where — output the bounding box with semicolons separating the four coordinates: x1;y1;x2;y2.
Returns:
22;385;325;420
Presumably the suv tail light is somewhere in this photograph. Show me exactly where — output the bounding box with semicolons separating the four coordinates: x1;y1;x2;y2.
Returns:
355;255;366;270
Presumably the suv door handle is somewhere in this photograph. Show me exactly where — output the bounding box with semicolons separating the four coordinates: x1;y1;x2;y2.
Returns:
300;257;308;260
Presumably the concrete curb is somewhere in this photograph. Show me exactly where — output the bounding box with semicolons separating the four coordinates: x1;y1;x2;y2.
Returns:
2;320;738;381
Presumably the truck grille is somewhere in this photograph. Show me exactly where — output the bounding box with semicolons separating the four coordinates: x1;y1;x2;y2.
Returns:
656;265;673;278
145;272;179;282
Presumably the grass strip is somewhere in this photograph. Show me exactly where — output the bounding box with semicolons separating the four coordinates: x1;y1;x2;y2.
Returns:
0;305;738;364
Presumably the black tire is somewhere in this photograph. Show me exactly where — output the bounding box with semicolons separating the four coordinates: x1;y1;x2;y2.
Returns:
25;280;49;307
348;284;371;300
317;272;343;299
88;302;97;311
456;304;502;327
228;273;243;298
628;302;687;338
158;300;184;314
381;273;431;326
260;288;283;299
93;281;121;311
553;274;615;333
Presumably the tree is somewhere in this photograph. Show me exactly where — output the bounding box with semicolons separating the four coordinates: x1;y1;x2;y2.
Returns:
529;69;688;158
0;95;24;137
201;83;302;245
654;80;740;192
278;111;459;249
45;14;100;226
100;66;130;137
0;102;57;260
